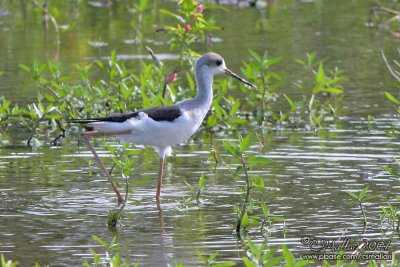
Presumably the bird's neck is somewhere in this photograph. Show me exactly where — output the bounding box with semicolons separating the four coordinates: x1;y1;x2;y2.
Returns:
194;68;213;108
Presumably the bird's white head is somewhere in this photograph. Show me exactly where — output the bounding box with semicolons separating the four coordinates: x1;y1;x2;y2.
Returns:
196;52;257;89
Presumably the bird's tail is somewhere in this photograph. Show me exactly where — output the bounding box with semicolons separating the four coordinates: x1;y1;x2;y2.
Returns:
68;117;117;124
69;118;101;124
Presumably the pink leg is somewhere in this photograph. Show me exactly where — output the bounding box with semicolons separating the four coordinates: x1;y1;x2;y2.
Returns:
83;130;130;206
156;157;165;208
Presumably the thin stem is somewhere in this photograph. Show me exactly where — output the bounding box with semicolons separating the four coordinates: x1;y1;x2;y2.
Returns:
26;114;45;146
359;201;367;228
236;153;251;234
382;51;400;83
308;93;315;125
196;189;201;203
260;73;267;123
109;148;125;176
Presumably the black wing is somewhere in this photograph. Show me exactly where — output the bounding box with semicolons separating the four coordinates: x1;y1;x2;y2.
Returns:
70;105;182;123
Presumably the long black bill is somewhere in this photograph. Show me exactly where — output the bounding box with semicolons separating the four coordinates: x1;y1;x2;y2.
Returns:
224;69;257;89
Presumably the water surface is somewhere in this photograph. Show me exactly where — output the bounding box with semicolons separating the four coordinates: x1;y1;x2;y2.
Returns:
1;0;400;266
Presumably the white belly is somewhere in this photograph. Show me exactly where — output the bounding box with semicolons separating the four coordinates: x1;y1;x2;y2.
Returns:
89;109;206;147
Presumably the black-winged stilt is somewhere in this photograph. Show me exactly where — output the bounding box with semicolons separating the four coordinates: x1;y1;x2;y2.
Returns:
73;52;257;206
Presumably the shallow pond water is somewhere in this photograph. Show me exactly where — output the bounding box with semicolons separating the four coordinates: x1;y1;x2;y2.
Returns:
1;0;400;266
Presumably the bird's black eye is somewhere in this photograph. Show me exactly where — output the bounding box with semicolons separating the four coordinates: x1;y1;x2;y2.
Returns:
216;59;223;66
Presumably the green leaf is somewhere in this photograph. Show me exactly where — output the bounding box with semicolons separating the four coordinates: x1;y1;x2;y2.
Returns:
363;194;379;202
248;156;272;165
316;62;325;84
383;166;400;177
1;255;6;267
159;9;184;23
19;64;32;73
242;211;248;226
105;144;116;155
284;94;294;107
242;257;257;267
223;141;241;158
32;103;43;118
346;191;358;200
248;49;261;62
385;92;399;104
183;180;194;191
44;93;56;103
240;133;253;152
111;252;121;266
322;87;343;94
46;106;58;114
211;261;236;267
282;245;295;267
91;235;108;248
268;216;285;221
359;186;369;200
267;57;282;67
252;175;264;189
381;206;389;217
198;175;206;190
207;114;218;127
227;118;248;125
260;202;269;216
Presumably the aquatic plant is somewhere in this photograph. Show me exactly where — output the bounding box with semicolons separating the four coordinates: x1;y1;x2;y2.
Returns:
83;235;135;267
346;186;378;228
239;50;282;125
184;174;207;204
197;251;235;266
259;202;285;238
159;0;222;67
382;50;400;114
222;132;272;234
295;52;346;127
369;2;400;33
0;47;349;147
380;203;400;232
0;254;18;267
0;97;21;129
104;143;137;227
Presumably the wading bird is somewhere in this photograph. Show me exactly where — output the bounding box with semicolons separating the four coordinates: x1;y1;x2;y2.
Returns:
73;52;256;207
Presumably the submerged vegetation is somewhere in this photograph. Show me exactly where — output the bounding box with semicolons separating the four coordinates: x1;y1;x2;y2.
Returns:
1;0;400;266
